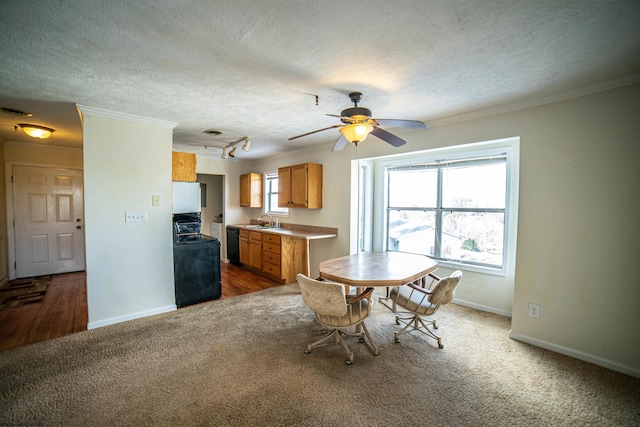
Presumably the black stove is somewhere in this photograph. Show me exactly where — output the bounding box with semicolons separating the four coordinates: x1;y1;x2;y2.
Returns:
172;212;221;307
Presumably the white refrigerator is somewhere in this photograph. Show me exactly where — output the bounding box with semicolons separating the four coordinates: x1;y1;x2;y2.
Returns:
172;182;201;213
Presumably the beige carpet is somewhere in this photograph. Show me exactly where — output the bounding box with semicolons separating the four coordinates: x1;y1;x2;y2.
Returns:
0;283;638;426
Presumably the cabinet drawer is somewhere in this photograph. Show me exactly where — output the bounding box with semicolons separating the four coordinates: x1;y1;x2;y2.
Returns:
262;234;281;245
263;261;281;277
262;243;281;254
262;251;280;265
240;230;250;238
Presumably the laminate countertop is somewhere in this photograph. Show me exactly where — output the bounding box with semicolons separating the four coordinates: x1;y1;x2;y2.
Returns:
229;223;337;240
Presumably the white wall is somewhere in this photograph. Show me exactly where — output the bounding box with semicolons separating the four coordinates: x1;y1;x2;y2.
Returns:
79;106;177;329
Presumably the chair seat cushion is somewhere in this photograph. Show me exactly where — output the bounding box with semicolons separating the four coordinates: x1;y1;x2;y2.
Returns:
316;299;371;328
390;286;435;315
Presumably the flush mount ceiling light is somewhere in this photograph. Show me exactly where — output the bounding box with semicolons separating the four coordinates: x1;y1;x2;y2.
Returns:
203;129;222;136
19;124;55;139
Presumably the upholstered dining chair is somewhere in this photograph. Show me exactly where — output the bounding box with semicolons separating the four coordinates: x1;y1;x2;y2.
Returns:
296;273;379;365
390;270;463;348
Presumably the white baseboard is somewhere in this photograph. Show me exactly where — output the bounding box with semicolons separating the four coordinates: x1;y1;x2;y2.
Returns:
453;298;512;317
87;305;177;330
509;332;640;379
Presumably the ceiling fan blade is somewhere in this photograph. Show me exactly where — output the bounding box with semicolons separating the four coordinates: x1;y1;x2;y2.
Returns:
370;126;406;147
288;124;343;140
373;118;426;129
331;135;349;152
326;113;361;124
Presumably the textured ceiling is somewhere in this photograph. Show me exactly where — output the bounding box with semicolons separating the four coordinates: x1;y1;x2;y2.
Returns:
1;0;639;160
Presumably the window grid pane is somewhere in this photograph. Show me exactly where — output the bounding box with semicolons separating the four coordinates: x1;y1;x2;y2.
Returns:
386;155;507;270
442;163;506;209
388;169;437;208
266;173;287;214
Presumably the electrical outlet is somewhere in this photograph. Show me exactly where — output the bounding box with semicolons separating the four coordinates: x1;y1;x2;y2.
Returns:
528;303;540;318
125;212;147;223
152;195;160;206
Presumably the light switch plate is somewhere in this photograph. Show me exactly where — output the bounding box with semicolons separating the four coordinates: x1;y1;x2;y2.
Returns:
125;212;147;223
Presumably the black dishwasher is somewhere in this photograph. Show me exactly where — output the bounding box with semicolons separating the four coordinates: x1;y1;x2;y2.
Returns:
226;226;241;265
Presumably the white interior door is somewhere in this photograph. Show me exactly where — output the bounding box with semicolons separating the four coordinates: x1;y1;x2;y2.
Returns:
13;165;85;278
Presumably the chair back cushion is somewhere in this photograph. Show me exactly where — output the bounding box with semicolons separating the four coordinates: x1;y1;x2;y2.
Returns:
429;270;463;305
297;274;347;317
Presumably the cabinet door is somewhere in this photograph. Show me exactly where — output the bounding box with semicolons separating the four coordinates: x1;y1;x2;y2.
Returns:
249;232;262;269
172;152;197;182
290;164;309;207
239;236;250;265
277;167;292;208
240;173;263;207
239;174;250;207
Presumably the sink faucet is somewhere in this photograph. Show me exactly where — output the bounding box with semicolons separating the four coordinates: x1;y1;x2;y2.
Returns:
258;213;274;227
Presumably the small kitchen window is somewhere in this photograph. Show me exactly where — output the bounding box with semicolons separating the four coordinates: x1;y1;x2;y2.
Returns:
265;171;288;216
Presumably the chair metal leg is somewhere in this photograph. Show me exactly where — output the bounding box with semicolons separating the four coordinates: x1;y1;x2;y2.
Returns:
305;328;340;353
359;322;379;356
378;287;397;312
305;324;377;364
394;314;444;348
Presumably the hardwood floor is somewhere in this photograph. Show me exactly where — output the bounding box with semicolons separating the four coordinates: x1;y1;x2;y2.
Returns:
0;263;281;352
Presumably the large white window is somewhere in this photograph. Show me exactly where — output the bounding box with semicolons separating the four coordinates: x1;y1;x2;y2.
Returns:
384;146;514;274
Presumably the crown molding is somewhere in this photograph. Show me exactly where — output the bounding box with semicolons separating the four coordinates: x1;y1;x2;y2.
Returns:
76;104;177;129
427;74;640;128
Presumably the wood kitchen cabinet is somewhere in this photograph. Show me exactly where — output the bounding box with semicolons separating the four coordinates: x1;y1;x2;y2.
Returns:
240;173;263;207
277;163;322;208
239;228;310;284
239;229;262;269
172;152;197;182
261;233;281;278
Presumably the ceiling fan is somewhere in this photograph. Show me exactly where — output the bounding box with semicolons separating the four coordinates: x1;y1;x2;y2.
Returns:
288;92;427;151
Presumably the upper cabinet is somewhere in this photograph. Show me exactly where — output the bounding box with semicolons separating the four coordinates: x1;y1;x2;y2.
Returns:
172;152;197;182
240;173;263;207
278;163;322;209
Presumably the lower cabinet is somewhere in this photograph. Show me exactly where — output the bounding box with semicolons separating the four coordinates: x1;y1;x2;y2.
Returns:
239;229;308;284
239;230;262;269
262;233;281;278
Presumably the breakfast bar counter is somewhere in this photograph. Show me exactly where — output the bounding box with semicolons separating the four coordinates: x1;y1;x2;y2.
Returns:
229;223;337;283
232;223;338;240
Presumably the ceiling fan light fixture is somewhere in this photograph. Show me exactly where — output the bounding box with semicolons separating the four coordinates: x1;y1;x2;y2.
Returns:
19;124;55;139
339;123;373;144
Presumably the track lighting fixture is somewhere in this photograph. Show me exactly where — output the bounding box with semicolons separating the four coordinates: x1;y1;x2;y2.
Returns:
203;132;251;159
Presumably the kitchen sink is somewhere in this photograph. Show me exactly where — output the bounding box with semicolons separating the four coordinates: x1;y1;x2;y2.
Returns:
245;225;272;229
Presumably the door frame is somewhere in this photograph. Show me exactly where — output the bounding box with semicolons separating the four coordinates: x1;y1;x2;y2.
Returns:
5;161;85;281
